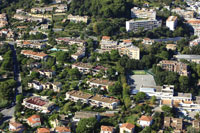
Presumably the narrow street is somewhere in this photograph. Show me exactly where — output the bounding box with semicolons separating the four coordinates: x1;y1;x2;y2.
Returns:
0;42;22;122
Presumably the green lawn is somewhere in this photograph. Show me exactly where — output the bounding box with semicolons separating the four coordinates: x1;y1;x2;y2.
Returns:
49;52;57;57
133;70;147;75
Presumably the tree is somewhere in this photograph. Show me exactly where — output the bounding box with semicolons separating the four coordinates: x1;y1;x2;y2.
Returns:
134;92;146;103
68;68;81;80
76;117;98;133
161;105;173;116
110;50;120;61
56;51;70;63
41;0;52;4
150;96;156;105
108;81;122;96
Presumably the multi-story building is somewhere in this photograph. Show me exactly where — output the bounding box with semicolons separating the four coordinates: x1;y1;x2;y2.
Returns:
101;126;115;133
73;111;101;122
166;16;178;31
31;7;54;14
189;38;200;47
27;115;41;127
67;14;88;23
174;54;200;64
164;117;183;130
131;7;156;19
192;120;200;129
120;123;135;133
119;46;140;60
21;50;48;60
28;80;43;90
187;19;200;37
142;38;155;45
72;62;108;75
65;90;93;104
56;37;85;46
172;8;195;20
42;82;62;92
99;37;140;60
87;78;115;90
30;69;56;78
138;115;153;127
71;46;86;60
65;90;119;109
17;41;46;49
22;96;55;113
9;121;24;133
157;60;188;76
126;19;162;32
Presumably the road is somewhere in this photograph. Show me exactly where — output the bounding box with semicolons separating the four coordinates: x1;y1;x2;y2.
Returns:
0;42;22;122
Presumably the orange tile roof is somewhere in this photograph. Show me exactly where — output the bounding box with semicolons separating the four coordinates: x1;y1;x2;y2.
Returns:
101;126;114;132
55;126;71;132
21;50;47;57
187;19;200;24
9;121;23;128
120;123;135;130
162;100;172;105
102;36;110;40
37;128;50;133
123;39;132;43
140;115;153;122
23;41;31;45
27;115;41;125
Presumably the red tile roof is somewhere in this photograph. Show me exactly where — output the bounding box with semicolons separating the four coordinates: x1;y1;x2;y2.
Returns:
120;123;135;130
55;126;71;132
101;125;114;132
37;128;50;133
140;115;153;122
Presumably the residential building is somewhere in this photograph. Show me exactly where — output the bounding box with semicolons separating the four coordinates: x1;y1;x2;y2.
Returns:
65;90;93;104
0;13;8;28
23;96;55;113
87;78;115;90
120;123;135;133
28;80;43;90
189;38;200;47
27;115;41;127
126;19;162;32
17;41;46;49
31;69;56;78
172;8;195;20
55;126;71;133
139;115;153;127
65;90;119;109
131;7;156;20
142;38;155;45
72;62;108;75
9;121;24;133
187;19;200;37
90;94;119;109
21;50;48;60
174;54;200;64
55;37;85;46
31;7;53;14
71;46;85;60
37;128;50;133
101;125;115;133
119;46;140;60
42;82;62;92
100;36;118;52
192;120;200;129
73;111;100;122
67;14;88;23
157;60;188;76
166;44;177;51
55;4;68;13
27;62;42;69
164;117;183;130
166;16;178;31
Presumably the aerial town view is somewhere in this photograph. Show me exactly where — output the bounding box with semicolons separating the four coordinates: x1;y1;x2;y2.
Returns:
0;0;200;132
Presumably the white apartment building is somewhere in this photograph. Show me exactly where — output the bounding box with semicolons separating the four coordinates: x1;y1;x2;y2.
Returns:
131;7;156;20
28;80;43;90
126;19;162;32
21;50;48;60
22;96;55;113
166;16;178;31
139;116;153;127
119;46;140;60
67;14;88;23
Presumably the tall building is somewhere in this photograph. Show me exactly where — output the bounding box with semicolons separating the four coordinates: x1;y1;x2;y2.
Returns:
166;16;178;31
187;19;200;37
131;7;156;20
126;19;162;32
